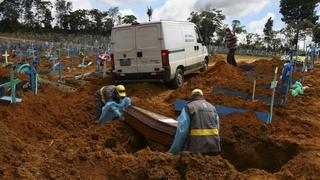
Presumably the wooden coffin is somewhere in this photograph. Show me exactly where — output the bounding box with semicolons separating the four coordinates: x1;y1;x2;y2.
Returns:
124;106;177;146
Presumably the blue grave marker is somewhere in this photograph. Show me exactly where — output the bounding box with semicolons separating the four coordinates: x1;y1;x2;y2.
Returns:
57;48;64;83
17;64;38;95
51;51;58;75
0;65;22;103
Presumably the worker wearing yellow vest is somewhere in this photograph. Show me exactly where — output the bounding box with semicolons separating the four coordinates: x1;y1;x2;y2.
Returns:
169;88;221;154
95;85;126;120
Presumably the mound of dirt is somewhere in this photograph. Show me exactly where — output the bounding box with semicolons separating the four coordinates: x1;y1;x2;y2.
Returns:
1;54;320;179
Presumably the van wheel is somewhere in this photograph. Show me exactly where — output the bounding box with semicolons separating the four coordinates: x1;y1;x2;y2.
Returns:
170;68;184;89
200;58;208;72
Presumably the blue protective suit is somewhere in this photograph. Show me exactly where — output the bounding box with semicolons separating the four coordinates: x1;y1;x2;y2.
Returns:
97;97;131;124
282;62;292;83
168;108;220;154
311;46;316;59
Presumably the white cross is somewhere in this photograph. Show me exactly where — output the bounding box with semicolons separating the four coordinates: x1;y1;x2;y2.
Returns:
2;50;9;64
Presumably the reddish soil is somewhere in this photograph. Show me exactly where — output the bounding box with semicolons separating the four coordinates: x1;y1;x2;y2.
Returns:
0;54;320;179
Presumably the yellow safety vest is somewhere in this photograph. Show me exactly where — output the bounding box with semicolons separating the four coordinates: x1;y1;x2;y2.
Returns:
190;128;219;136
100;87;106;104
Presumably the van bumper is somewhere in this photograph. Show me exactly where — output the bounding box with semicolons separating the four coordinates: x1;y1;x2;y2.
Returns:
112;69;171;83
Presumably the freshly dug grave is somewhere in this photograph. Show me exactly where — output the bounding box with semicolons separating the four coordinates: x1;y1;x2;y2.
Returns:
0;54;320;179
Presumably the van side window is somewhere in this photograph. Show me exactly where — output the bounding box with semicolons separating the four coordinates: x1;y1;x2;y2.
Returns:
195;27;203;44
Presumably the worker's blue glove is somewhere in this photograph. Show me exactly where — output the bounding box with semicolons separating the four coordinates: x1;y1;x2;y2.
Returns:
97;101;120;123
121;97;132;108
97;97;132;124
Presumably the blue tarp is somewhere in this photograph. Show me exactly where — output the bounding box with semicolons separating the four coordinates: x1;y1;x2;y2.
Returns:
213;86;285;105
174;99;271;124
245;71;274;78
175;99;189;112
239;65;254;71
213;86;250;99
215;105;248;116
255;112;271;124
175;100;247;115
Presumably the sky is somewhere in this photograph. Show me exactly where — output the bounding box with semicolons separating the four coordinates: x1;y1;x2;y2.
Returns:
60;0;288;34
48;0;319;46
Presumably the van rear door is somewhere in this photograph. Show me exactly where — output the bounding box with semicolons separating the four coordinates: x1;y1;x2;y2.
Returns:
112;27;138;79
135;24;162;78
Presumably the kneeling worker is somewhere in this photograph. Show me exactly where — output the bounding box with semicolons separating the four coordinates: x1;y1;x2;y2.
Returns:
169;88;221;154
95;85;126;120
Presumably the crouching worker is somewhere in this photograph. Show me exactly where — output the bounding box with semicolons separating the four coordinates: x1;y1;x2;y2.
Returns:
169;89;221;155
95;85;131;123
290;81;309;97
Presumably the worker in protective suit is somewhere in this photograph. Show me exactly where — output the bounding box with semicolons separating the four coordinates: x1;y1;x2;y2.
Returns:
95;85;127;120
280;60;293;85
169;89;221;154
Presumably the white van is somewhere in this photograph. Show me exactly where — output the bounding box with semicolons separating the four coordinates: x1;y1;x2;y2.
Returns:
110;20;208;88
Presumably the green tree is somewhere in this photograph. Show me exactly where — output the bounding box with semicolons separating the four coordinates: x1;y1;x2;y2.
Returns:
263;17;274;50
103;18;113;35
147;6;153;22
22;0;35;28
188;9;226;45
246;33;254;49
61;14;70;30
0;0;22;31
280;0;319;50
107;7;120;25
215;24;228;46
253;33;263;50
313;23;320;44
280;24;296;50
116;15;122;25
68;9;89;32
270;31;282;51
232;20;246;34
55;0;72;29
0;0;21;22
300;28;314;48
122;15;137;24
89;9;108;34
35;0;54;30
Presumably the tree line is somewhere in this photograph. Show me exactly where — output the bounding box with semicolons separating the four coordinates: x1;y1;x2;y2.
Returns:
0;0;140;36
188;0;320;51
0;0;319;51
